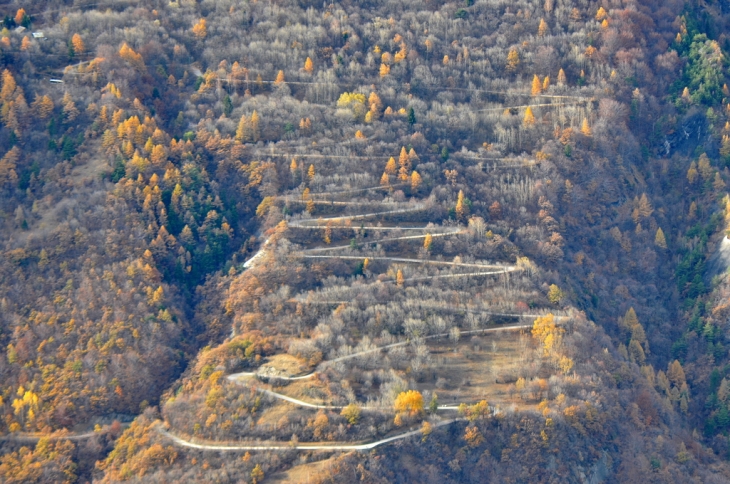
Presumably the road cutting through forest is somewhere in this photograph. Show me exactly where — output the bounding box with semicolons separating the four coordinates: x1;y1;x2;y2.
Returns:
302;229;463;252
156;418;466;452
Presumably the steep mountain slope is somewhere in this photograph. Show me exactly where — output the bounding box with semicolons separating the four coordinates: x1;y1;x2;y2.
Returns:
2;0;730;482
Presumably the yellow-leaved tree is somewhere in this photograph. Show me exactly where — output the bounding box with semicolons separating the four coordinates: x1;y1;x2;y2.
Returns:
532;314;564;357
581;118;592;136
192;18;207;39
506;49;520;72
455;190;469;220
337;92;367;119
523;106;536;126
274;70;285;85
394;390;423;415
423;233;433;252
532;75;542;96
411;171;422;191
250;110;260;142
557;68;567;85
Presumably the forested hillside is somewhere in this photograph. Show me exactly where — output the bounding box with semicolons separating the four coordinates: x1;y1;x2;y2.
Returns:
3;0;730;482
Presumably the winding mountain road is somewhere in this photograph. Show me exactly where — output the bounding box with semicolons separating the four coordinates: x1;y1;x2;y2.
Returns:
156;418;464;452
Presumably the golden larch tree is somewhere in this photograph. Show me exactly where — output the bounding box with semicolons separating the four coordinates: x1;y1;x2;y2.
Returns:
398;146;411;181
369;91;382;115
697;153;713;180
714;172;726;191
667;360;686;389
395;44;407;63
0;147;20;185
250;110;260;142
408;148;419;162
304;57;314;73
638;193;653;218
543;76;550;91
523;106;536;126
1;70;17;102
192;19;207;39
721;135;730;159
596;7;607;21
532;75;542;96
538;18;548;37
151;145;167;165
455;190;468;220
62;92;79;122
71;33;85;54
15;8;26;25
424;233;433;251
687;161;698;184
99;105;109;124
581;118;591;136
506;49;520;72
557;68;567;85
307;164;315;181
20;36;31;51
119;43;144;70
464;426;484;447
655;228;667;249
32;95;54;119
411;171;422;191
274;70;285;85
396;269;405;286
380;172;390;186
385;156;397;175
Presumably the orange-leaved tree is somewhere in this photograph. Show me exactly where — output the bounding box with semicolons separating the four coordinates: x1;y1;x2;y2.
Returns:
71;33;85;54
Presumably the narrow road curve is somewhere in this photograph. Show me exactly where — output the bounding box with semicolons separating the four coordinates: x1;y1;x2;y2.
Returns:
290;299;566;322
302;229;463;252
284;199;403;207
288;205;427;227
299;254;515;270
283;183;405;197
156;418;464;452
290;224;444;231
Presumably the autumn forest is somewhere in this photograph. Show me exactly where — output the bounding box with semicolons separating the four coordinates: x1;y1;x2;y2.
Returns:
2;0;730;482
